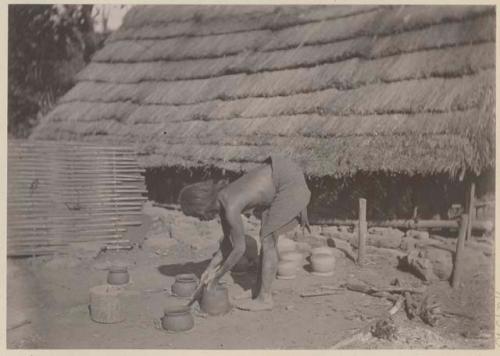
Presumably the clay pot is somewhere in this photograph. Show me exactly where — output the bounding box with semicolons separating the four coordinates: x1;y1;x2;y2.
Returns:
311;254;336;274
161;305;194;332
200;284;231;316
311;247;334;256
171;274;198;297
277;261;297;279
280;252;303;270
107;265;129;285
277;238;297;256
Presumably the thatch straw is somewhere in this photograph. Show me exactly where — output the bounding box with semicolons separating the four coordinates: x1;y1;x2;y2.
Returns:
62;69;493;118
133;132;478;177
111;5;380;42
32;5;496;178
119;5;380;32
93;8;493;63
78;41;494;84
66;44;494;110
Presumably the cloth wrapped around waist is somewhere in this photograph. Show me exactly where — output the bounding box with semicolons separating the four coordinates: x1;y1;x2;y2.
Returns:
260;155;311;240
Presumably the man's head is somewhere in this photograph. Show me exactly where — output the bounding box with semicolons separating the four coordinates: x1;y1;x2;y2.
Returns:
178;180;226;221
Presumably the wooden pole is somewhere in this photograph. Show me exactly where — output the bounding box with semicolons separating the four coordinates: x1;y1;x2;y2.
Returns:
357;198;367;266
466;183;475;241
310;218;493;232
451;214;468;288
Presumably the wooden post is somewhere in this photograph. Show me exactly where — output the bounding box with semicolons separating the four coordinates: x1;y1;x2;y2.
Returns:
451;214;468;288
357;198;367;266
466;183;475;241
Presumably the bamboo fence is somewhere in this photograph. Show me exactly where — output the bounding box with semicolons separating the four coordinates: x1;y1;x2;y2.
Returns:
7;140;147;257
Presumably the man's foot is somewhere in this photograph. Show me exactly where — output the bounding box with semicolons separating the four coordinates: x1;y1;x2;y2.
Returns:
235;297;274;311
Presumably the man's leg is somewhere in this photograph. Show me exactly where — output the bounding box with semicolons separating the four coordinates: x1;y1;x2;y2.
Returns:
256;234;278;304
235;234;278;311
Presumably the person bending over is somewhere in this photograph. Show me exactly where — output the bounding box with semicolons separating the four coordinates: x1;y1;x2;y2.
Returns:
178;155;311;311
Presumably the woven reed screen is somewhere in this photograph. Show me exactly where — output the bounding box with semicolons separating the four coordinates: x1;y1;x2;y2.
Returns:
7;140;146;256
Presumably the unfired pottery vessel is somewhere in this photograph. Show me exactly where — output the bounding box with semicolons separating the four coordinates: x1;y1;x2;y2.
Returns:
277;261;297;279
171;274;198;297
200;284;231;315
161;305;194;332
311;254;336;273
107;265;129;285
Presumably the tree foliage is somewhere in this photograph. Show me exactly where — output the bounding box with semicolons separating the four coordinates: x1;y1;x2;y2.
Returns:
8;5;101;138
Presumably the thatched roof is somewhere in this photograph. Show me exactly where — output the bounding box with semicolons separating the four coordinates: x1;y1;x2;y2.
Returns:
31;5;495;178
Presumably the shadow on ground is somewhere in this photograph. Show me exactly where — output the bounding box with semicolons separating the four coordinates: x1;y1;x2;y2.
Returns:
157;261;259;296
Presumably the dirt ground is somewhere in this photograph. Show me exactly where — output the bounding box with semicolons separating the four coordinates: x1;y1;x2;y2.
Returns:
6;204;495;349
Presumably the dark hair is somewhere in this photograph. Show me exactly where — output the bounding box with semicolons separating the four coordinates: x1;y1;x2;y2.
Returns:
178;180;227;220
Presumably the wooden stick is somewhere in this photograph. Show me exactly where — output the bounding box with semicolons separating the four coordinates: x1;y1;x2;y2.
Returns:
8;228;126;237
152;202;182;210
389;294;405;315
9;238;127;247
343;282;426;295
452;214;468;288
300;290;344;298
10;189;148;196
9;197;147;204
466;183;475;241
312;218;493;232
357;198;367;266
9;211;143;217
9;220;141;228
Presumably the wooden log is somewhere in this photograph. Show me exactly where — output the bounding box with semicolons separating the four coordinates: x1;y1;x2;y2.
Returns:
312;218;493;232
357;198;367;266
451;214;468;288
343;282;426;295
389;294;405;315
89;285;126;324
300;290;344;298
152;202;182;211
466;183;475;241
324;231;401;251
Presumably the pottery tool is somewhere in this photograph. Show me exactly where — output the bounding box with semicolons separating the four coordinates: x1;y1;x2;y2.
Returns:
186;280;207;306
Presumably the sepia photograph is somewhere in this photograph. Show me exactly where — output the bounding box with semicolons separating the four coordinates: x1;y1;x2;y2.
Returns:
5;2;497;350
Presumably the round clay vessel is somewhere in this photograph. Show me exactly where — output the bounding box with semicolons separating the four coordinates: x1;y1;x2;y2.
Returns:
107;265;129;285
277;261;297;279
277;238;297;255
311;247;334;256
171;274;198;297
311;254;336;273
200;284;231;316
161;305;194;332
280;251;303;263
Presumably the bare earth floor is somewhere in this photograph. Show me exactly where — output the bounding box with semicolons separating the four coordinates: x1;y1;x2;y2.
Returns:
6;216;495;349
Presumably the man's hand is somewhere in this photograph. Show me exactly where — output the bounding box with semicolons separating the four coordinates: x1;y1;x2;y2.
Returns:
200;265;220;290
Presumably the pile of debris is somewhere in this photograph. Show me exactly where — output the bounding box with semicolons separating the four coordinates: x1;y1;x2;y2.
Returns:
320;226;458;282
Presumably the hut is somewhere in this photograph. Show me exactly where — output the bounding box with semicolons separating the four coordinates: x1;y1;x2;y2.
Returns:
31;5;495;221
